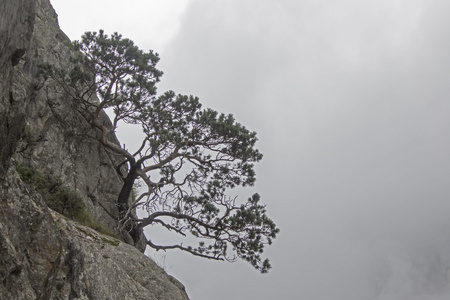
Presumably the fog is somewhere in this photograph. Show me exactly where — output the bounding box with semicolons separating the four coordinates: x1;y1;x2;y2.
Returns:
51;0;450;299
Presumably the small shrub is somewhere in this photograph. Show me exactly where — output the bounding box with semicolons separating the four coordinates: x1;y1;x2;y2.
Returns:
16;126;38;154
15;163;85;218
15;163;116;238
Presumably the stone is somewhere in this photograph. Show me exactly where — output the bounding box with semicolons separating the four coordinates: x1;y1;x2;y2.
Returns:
0;166;189;299
0;0;190;298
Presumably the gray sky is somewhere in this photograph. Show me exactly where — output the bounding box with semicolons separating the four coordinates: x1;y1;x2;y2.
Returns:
51;1;450;299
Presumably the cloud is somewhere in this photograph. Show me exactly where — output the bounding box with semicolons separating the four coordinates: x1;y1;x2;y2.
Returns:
51;0;188;51
50;0;450;299
157;1;450;299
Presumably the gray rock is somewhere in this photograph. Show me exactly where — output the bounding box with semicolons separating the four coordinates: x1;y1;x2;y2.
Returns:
21;0;127;240
0;0;36;179
0;0;191;298
0;166;189;300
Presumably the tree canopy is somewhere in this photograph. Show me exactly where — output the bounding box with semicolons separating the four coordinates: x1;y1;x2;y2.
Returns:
39;30;279;273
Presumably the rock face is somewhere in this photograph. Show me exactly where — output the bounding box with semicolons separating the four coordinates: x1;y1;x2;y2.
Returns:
0;0;36;180
0;0;190;299
1;167;189;300
19;0;130;242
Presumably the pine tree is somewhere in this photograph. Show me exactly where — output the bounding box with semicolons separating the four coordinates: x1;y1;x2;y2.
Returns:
39;30;279;273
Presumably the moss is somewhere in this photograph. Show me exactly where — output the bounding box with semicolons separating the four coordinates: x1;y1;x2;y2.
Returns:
15;162;117;239
101;237;120;246
75;226;95;238
75;226;120;246
75;210;117;238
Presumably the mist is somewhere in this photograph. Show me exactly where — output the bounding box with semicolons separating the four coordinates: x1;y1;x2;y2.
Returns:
51;0;450;299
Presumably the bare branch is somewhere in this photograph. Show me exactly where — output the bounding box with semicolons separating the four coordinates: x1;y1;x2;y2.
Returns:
147;239;224;261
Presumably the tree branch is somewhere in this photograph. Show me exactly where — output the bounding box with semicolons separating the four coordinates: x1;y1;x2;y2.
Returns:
147;239;224;261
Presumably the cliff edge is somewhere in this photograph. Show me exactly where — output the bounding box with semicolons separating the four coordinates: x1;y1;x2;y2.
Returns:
0;0;189;299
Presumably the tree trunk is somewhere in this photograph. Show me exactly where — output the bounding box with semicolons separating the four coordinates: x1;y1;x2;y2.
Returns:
117;164;137;217
117;162;144;247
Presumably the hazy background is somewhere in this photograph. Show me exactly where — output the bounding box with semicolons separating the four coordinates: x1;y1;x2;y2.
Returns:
51;1;450;299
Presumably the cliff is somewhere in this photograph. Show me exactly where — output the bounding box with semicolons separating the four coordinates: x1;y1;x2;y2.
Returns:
0;0;189;299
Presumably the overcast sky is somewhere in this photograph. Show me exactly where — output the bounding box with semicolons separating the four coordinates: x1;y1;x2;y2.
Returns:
51;1;450;299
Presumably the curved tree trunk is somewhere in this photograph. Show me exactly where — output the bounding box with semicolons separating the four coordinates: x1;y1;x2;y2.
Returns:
117;162;144;247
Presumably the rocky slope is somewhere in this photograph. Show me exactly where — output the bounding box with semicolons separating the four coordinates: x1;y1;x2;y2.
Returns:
0;0;189;299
